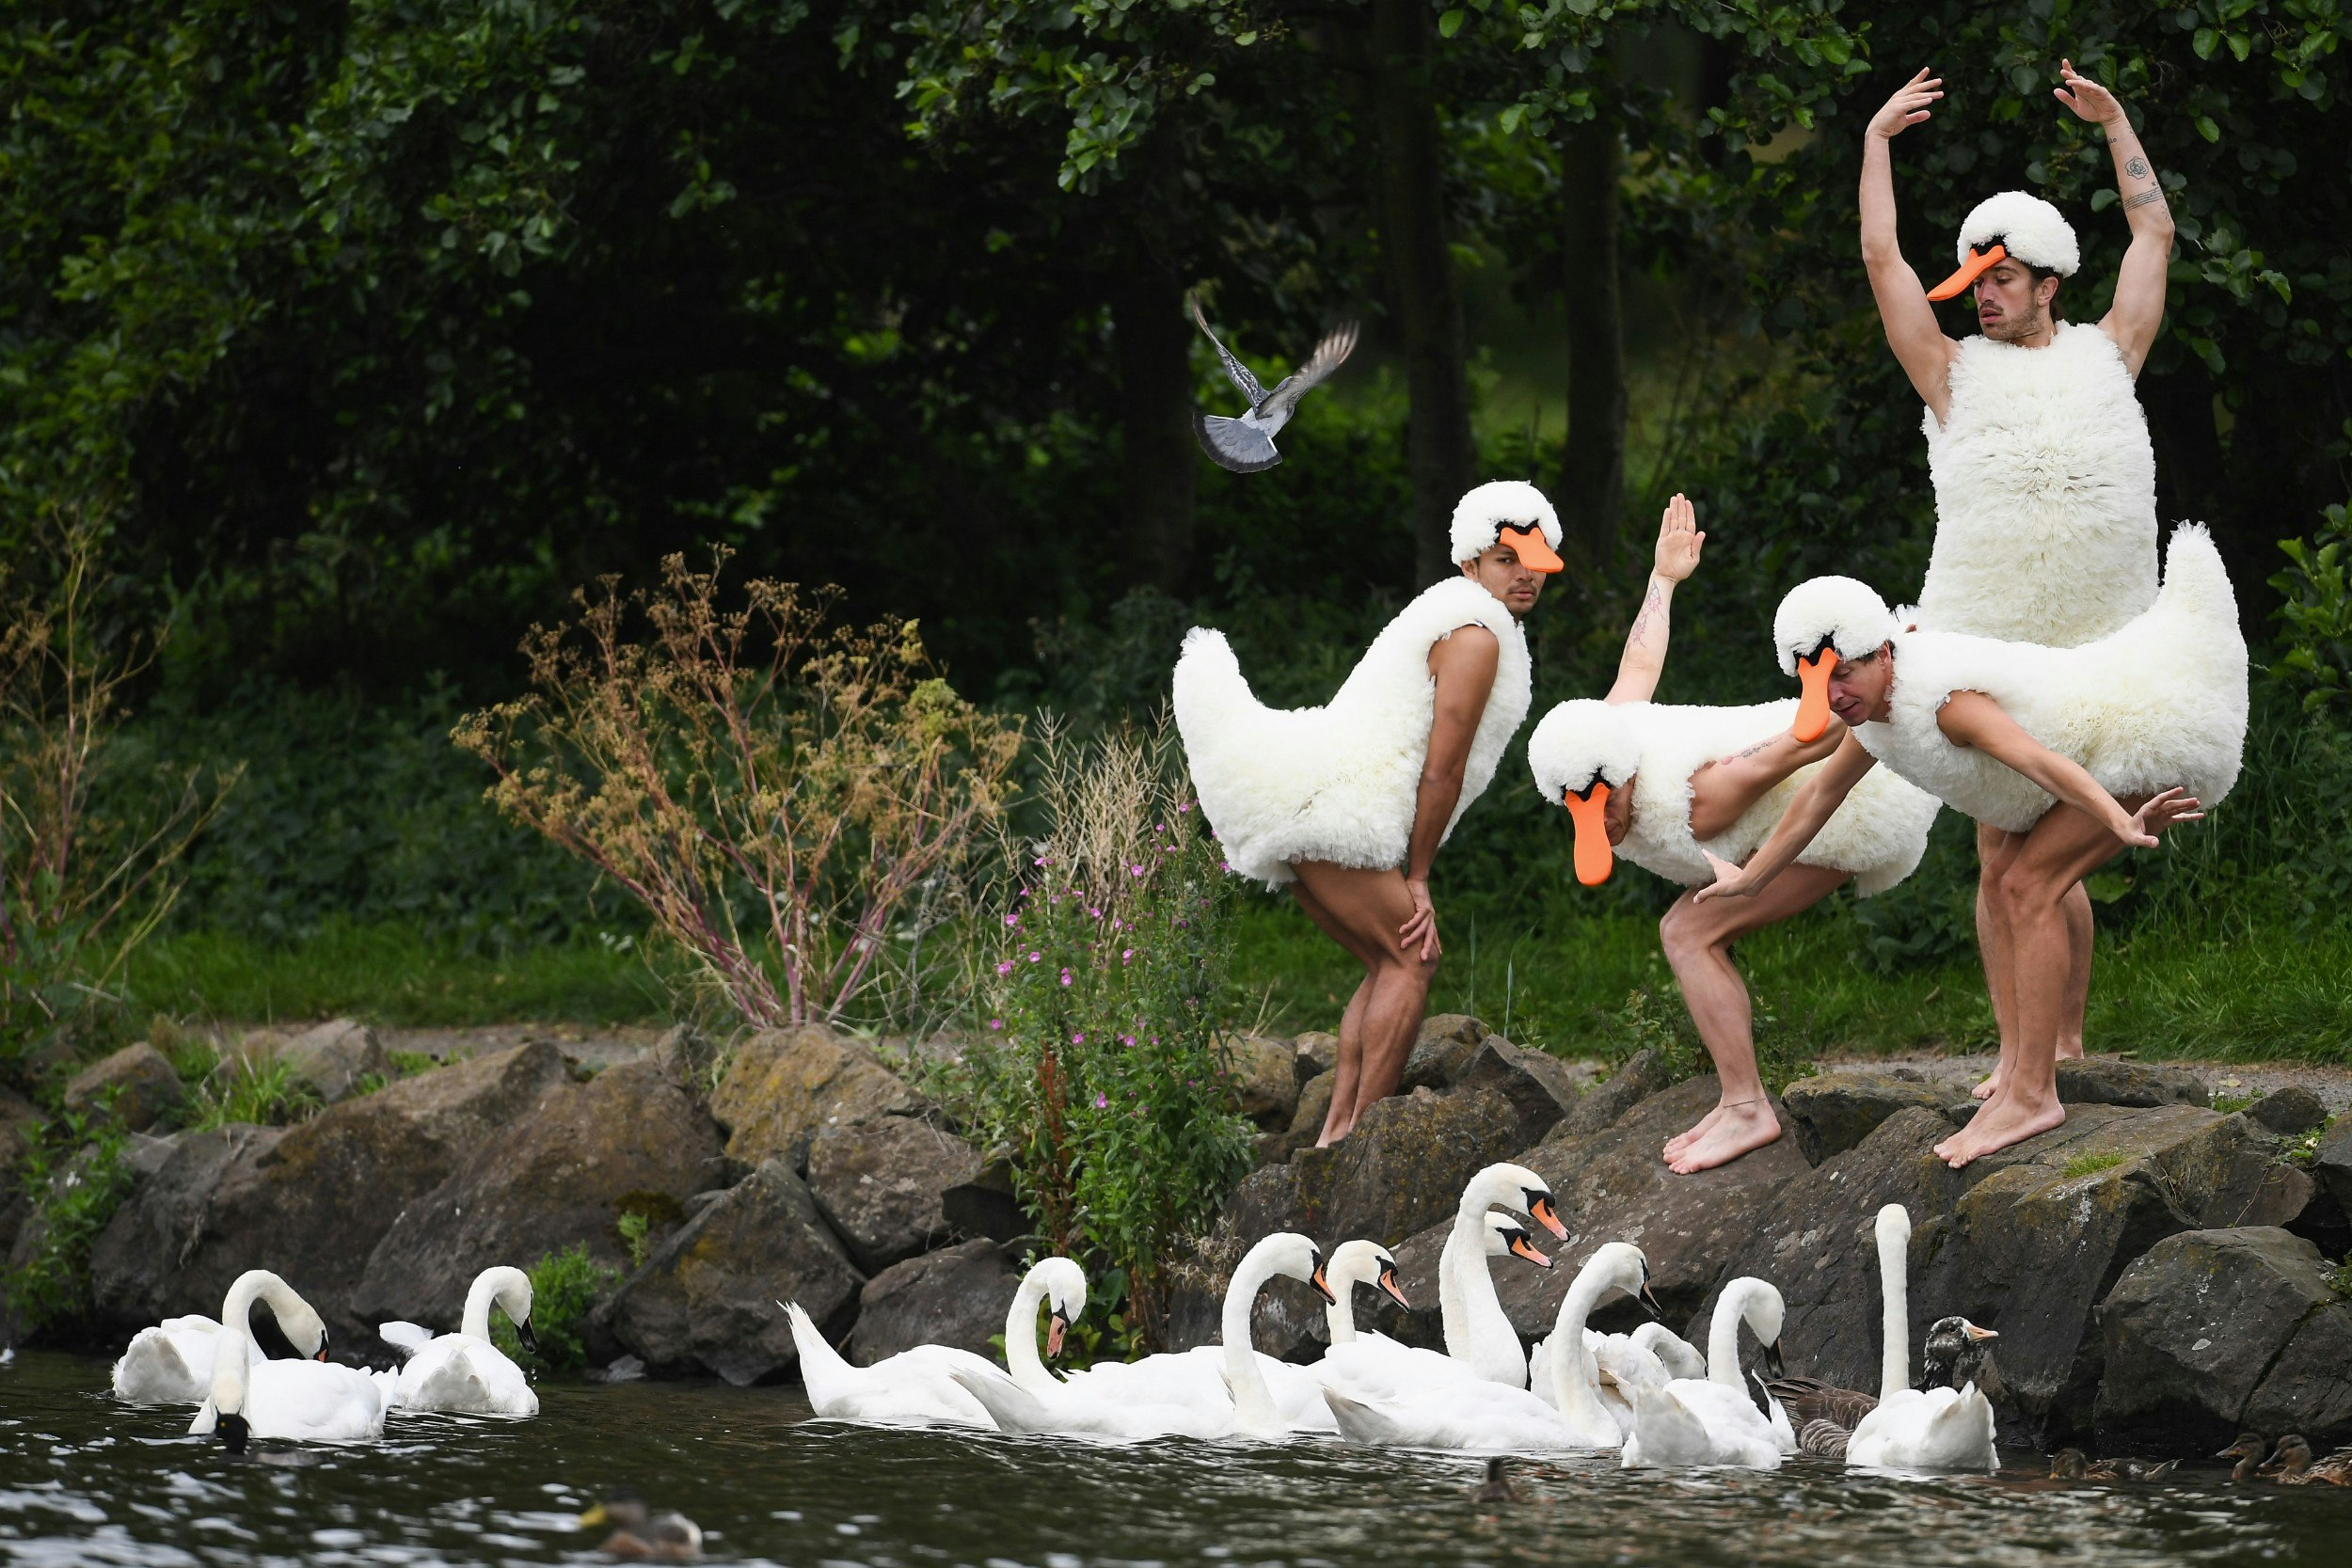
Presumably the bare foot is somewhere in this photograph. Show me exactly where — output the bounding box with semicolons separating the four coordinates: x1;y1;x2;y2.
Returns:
1932;1092;2065;1167
2057;1040;2084;1063
1971;1070;2002;1101
1666;1102;1781;1173
1664;1105;1725;1161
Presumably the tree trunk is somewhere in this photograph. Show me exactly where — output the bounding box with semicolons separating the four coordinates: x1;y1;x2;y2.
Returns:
1557;112;1627;573
1367;0;1475;585
1109;248;1199;594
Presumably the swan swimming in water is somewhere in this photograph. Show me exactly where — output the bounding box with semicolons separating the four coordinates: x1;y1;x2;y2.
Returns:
1619;1276;1789;1469
375;1265;539;1417
112;1313;267;1405
189;1271;386;1451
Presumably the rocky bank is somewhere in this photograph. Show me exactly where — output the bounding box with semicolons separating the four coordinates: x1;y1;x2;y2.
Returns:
15;1016;2352;1455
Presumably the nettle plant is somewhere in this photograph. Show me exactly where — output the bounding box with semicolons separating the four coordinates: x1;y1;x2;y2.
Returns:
957;721;1253;1352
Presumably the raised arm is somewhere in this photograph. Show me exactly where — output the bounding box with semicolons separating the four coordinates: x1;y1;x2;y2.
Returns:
1861;68;1960;421
1934;691;2201;847
1601;493;1706;705
1399;624;1502;958
2055;59;2173;376
1693;730;1880;902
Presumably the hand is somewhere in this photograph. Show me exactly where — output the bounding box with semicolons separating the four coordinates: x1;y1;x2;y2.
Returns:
2053;58;2124;127
2121;787;2203;847
1398;878;1440;961
1867;68;1942;141
1691;849;1754;904
1652;492;1705;583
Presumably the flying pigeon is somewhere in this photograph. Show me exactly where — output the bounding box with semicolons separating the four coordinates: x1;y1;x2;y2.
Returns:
1189;297;1359;473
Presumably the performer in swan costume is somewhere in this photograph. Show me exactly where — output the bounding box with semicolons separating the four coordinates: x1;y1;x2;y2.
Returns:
1527;494;1939;1172
1704;525;2246;1166
1174;480;1562;1144
1860;61;2178;1105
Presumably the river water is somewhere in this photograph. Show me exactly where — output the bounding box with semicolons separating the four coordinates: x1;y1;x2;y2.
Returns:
4;1350;2346;1567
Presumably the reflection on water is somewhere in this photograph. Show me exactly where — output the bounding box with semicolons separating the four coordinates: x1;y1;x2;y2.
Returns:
4;1351;2347;1567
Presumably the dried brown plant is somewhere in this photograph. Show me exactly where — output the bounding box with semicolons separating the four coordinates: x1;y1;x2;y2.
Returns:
453;550;1021;1028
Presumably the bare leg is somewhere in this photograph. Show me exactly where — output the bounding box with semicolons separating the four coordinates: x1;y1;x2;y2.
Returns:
1290;878;1379;1146
1935;801;2141;1167
1973;823;2025;1100
2058;881;2091;1061
1290;860;1438;1144
1657;863;1851;1173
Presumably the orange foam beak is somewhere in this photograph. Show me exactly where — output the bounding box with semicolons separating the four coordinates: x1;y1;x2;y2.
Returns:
1793;649;1836;743
1927;241;2007;302
1564;784;1614;886
1499;524;1565;574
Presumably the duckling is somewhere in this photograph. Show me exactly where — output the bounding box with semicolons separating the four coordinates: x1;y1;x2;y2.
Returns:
2050;1449;2179;1481
1470;1456;1520;1503
580;1491;702;1560
2265;1434;2352;1486
2217;1433;2269;1482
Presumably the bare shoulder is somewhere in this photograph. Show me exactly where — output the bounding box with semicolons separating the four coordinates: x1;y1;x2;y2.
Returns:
1933;689;2006;742
1429;622;1501;673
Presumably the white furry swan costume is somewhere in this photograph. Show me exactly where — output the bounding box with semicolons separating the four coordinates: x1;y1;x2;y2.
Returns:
1916;192;2157;646
1173;482;1555;887
1527;698;1939;895
1772;525;2248;832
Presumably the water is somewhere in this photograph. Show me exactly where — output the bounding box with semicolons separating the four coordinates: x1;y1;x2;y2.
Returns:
4;1351;2347;1567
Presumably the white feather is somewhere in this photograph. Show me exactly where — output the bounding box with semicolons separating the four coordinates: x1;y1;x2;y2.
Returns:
1952;190;2080;276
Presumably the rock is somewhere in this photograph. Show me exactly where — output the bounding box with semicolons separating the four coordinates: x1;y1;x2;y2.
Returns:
1449;1037;1580;1146
941;1159;1027;1244
2095;1227;2352;1452
1546;1047;1676;1141
0;1087;40;1177
352;1054;727;1336
2249;1085;2328;1136
1167;1085;1522;1357
88;1042;573;1345
1222;1034;1298;1131
2058;1057;2208;1110
600;1159;862;1385
2314;1117;2352;1213
1291;1070;1335;1140
1294;1032;1339;1080
805;1114;982;1272
270;1020;392;1104
62;1044;187;1132
708;1025;926;1172
849;1239;1021;1367
1780;1071;1953;1165
1418;1075;1809;1341
1400;1014;1486;1091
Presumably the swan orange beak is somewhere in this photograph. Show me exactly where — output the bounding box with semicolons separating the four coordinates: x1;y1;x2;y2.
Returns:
1498;524;1565;574
1793;648;1836;742
1564;783;1614;886
1505;1232;1553;1270
1046;1311;1068;1357
1310;1262;1337;1306
1928;240;2007;302
1526;1191;1568;1241
1378;1263;1411;1310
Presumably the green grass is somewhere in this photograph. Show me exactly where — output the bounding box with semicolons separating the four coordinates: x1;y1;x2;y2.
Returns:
2060;1151;2130;1180
125;918;672;1028
1229;897;2352;1068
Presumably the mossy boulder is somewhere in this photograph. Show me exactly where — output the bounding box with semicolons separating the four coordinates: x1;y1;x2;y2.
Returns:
804;1113;982;1273
850;1239;1022;1367
1543;1047;1676;1142
599;1158;861;1386
708;1025;926;1172
63;1044;187;1133
1221;1033;1299;1131
1780;1070;1952;1164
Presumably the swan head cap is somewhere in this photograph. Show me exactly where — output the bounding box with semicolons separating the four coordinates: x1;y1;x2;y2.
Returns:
1774;575;1899;741
1927;190;2081;301
1483;1212;1552;1271
1451;480;1564;573
1528;700;1639;886
1470;1161;1568;1241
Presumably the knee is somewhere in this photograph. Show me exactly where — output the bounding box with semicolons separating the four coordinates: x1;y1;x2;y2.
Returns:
1991;861;2055;920
1659;902;1702;962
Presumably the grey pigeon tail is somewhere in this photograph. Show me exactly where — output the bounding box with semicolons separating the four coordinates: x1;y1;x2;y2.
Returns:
1188;296;1358;473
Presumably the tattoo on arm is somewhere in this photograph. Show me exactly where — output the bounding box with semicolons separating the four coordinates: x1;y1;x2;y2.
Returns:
1625;581;1663;650
2124;155;2149;180
2123;188;2166;211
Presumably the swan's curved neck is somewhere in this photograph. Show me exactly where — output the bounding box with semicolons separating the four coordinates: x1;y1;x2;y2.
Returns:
1878;1226;1911;1402
1326;1278;1359;1345
1547;1264;1619;1432
1003;1271;1050;1392
1439;1194;1516;1381
1706;1283;1752;1388
462;1274;500;1342
1221;1248;1283;1430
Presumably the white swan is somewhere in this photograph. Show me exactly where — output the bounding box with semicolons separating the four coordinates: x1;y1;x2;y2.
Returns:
1435;1162;1568;1386
1323;1243;1652;1452
951;1232;1333;1440
1844;1205;1999;1470
789;1256;1089;1427
189;1271;386;1450
1619;1276;1788;1469
1531;1318;1705;1431
375;1265;538;1417
1313;1211;1552;1404
112;1315;267;1405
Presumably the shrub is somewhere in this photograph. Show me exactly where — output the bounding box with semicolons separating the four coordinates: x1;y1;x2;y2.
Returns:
187;1057;322;1132
5;1105;134;1334
453;551;1022;1032
945;719;1254;1352
491;1243;618;1375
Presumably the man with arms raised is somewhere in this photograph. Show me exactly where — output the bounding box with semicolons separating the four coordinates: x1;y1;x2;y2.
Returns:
1174;483;1562;1144
1862;58;2175;1102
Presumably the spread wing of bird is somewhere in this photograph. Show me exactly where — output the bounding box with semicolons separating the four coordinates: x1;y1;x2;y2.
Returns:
1189;295;1267;407
1193;412;1282;473
1255;321;1359;424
